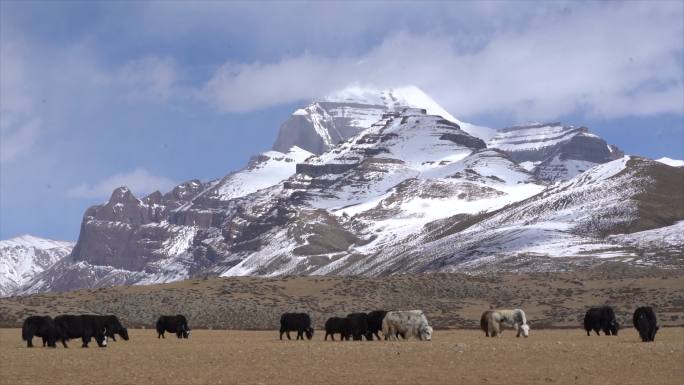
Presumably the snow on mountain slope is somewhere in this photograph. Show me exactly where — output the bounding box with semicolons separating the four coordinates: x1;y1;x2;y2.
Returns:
331;151;544;263
324;86;496;141
487;123;624;182
656;157;684;167
21;147;311;294
21;259;147;295
488;123;582;152
273;85;495;154
212;146;313;201
378;156;684;274
608;220;684;260
220;109;544;277
457;156;636;239
290;108;488;209
0;235;73;296
19;87;683;294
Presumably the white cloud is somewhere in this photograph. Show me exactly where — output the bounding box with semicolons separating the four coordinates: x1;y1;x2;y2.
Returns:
67;168;177;199
0;30;183;164
0;118;41;163
200;2;684;121
0;37;40;163
117;56;180;102
202;54;351;113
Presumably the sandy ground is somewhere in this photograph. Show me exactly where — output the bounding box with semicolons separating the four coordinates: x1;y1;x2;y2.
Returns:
1;328;683;385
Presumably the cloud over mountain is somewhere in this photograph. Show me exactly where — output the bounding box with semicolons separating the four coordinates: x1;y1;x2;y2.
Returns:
67;168;177;199
201;2;683;120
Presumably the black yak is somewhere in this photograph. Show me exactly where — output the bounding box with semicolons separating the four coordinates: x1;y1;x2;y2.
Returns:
156;315;191;339
324;317;349;341
21;316;63;348
279;313;313;340
346;313;372;341
98;315;129;341
366;311;387;340
54;315;108;348
633;307;659;342
584;306;619;336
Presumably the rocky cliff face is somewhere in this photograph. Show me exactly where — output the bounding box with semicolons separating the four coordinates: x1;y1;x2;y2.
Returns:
33;147;315;293
9;87;681;296
488;123;624;182
272;102;387;154
70;181;208;271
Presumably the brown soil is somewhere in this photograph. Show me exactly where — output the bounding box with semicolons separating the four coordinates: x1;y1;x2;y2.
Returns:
1;329;682;385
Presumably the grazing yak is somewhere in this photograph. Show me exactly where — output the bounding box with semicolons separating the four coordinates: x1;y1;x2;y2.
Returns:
54;315;108;348
279;313;314;340
633;307;659;342
98;315;129;341
346;313;373;341
584;306;619;336
156;315;191;339
382;310;433;341
366;310;387;341
22;316;63;348
486;309;530;338
324;317;349;341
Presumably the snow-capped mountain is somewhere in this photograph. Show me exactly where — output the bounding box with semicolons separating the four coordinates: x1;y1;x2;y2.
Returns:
224;108;544;276
488;123;624;182
0;235;73;296
272;86;494;155
11;85;683;295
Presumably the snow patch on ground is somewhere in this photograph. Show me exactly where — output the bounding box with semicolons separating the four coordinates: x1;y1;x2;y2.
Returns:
609;221;684;250
572;156;630;184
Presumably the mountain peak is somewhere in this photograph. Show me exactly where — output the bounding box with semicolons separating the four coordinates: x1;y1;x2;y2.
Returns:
109;186;136;203
322;85;457;122
273;85;495;154
0;234;73;250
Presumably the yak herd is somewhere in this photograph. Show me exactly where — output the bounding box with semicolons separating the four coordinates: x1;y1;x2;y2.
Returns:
582;306;659;342
21;314;189;348
20;305;661;349
579;305;659;342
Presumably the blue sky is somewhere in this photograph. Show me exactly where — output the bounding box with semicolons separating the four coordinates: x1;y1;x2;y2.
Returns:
1;1;683;241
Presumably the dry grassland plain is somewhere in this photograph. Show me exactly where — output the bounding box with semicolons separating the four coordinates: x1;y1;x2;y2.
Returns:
2;270;683;331
1;328;683;385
